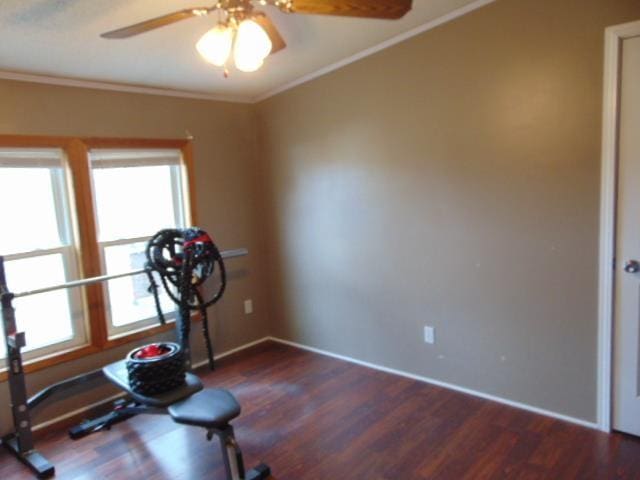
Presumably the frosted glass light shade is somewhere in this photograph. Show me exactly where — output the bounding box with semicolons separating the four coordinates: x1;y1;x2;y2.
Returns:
234;19;272;72
196;25;233;66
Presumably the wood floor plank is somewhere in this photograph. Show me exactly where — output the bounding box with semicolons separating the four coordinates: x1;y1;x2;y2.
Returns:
2;341;640;479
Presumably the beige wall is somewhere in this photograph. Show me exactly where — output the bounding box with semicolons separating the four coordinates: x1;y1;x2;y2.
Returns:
0;79;270;434
2;0;640;437
256;0;640;422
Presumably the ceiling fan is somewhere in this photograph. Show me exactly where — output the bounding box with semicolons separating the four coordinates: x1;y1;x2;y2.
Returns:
101;0;413;75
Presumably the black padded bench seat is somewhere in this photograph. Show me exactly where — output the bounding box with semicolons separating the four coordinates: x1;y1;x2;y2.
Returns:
103;360;203;408
168;388;241;429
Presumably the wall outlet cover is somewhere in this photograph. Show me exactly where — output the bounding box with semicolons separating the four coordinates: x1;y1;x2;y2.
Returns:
244;299;253;314
424;326;435;344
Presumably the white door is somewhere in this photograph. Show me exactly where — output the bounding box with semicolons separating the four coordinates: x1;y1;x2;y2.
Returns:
614;35;640;437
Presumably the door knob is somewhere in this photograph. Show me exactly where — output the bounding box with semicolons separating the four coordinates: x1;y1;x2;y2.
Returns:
624;260;640;274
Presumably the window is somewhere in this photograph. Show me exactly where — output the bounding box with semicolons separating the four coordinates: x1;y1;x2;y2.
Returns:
89;149;188;335
0;137;195;372
0;149;85;359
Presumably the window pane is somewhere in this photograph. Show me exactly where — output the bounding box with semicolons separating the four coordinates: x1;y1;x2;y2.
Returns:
104;242;176;327
0;168;63;254
1;254;74;355
93;166;180;241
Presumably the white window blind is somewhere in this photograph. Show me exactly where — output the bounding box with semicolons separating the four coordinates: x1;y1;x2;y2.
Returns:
0;148;65;168
90;149;182;168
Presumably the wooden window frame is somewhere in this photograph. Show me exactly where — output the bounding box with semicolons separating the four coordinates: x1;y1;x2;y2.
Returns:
0;135;197;382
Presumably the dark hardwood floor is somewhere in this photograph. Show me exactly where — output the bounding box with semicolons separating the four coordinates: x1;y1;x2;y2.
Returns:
2;341;640;479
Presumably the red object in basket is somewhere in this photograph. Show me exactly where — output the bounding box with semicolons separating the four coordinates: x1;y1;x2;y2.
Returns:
134;343;168;359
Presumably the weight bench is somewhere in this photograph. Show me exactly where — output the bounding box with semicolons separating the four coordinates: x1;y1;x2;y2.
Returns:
71;361;270;480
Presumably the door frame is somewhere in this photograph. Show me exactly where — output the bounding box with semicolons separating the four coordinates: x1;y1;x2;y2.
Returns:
599;19;640;433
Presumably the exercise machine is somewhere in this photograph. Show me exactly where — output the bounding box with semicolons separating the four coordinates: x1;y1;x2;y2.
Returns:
0;229;270;479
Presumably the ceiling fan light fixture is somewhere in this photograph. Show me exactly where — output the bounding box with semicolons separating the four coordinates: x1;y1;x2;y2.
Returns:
101;0;414;74
196;24;233;67
234;55;264;73
233;19;272;72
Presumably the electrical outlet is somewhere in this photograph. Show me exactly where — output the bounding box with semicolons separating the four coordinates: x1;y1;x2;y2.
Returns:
244;299;253;315
424;326;435;344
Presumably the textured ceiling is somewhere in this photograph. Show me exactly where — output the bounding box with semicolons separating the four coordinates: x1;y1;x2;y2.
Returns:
0;0;484;101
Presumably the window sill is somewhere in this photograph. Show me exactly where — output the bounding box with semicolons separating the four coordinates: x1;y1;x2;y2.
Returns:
0;343;100;383
105;321;176;349
0;316;201;382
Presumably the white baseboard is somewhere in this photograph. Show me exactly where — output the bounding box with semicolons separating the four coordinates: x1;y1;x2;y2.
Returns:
268;336;599;430
30;336;271;433
31;335;598;434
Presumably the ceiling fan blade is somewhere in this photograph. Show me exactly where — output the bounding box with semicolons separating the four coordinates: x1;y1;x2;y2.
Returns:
287;0;412;19
101;7;211;39
252;12;287;54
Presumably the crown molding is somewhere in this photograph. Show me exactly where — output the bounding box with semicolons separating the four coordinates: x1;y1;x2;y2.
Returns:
0;70;252;104
252;0;495;103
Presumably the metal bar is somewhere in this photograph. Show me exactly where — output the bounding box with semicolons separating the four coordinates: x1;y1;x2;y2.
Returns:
28;369;105;411
9;248;248;299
